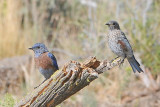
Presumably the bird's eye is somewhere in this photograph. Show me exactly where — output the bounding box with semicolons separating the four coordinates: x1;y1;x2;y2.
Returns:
37;46;40;49
113;23;115;25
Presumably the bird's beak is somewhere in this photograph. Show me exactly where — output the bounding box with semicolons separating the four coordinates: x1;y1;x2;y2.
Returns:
28;47;33;50
105;23;109;25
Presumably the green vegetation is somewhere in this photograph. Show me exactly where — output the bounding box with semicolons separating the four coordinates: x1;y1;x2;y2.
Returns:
0;93;15;107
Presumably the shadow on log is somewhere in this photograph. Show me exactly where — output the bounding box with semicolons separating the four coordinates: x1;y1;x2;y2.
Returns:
16;56;122;107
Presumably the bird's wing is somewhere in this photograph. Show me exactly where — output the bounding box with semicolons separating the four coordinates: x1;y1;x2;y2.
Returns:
118;32;133;52
118;40;128;51
48;52;59;70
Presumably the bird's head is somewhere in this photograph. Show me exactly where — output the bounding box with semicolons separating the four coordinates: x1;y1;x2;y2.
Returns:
105;20;120;30
29;43;49;57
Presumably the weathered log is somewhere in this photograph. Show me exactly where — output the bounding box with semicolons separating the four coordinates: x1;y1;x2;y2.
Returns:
16;56;122;107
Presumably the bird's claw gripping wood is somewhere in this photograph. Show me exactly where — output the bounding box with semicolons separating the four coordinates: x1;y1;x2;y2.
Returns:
117;57;125;67
34;79;48;89
110;56;119;63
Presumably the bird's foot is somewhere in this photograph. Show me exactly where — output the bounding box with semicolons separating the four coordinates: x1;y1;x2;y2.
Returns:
34;79;47;89
117;58;125;67
34;85;40;89
110;56;119;63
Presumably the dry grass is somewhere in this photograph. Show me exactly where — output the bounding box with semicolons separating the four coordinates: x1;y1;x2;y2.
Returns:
0;0;31;59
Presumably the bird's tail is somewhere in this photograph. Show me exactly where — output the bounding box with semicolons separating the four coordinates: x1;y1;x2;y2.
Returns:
127;56;143;73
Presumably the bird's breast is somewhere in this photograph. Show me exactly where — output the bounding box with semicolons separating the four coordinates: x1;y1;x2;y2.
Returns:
107;31;125;57
34;52;53;70
108;32;119;46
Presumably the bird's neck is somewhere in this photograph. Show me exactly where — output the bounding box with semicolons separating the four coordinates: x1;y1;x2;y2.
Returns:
110;28;120;31
34;52;42;58
109;27;120;31
34;51;48;58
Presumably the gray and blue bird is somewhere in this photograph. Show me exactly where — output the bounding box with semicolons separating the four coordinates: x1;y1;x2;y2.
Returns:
106;21;143;73
29;43;59;88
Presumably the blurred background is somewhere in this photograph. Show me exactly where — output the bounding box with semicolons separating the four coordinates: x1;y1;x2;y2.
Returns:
0;0;160;107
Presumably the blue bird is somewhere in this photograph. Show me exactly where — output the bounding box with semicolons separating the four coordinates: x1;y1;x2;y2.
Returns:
29;43;59;88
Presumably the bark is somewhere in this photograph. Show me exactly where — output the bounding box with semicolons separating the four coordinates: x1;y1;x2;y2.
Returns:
16;56;122;107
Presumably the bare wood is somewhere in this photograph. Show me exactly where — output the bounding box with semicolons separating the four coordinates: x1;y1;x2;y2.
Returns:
16;56;122;107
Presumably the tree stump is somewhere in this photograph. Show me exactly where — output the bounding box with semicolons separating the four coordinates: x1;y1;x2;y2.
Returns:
16;56;121;107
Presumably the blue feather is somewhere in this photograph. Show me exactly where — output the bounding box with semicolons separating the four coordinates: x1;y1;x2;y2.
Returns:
48;52;59;70
127;56;143;73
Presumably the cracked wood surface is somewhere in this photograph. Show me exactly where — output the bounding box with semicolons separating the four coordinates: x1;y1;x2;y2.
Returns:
16;56;122;107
